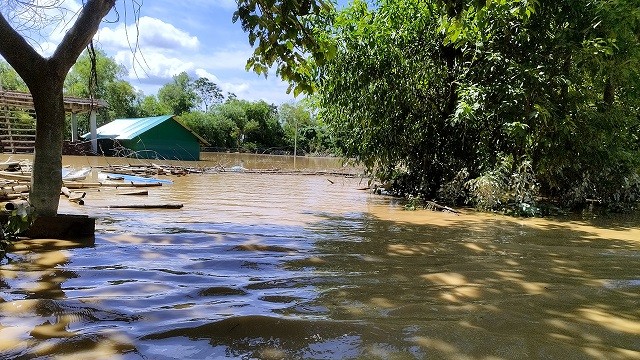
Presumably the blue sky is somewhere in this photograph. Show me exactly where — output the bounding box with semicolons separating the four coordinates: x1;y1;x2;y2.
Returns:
99;0;295;103
10;0;320;104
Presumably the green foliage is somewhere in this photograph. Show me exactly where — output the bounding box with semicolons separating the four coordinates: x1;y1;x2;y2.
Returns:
138;95;172;117
65;49;140;118
233;0;337;96
1;201;35;260
158;72;198;116
64;49;142;136
180;111;239;148
182;99;310;152
319;0;640;211
243;100;284;149
0;60;27;91
193;77;223;111
279;100;334;154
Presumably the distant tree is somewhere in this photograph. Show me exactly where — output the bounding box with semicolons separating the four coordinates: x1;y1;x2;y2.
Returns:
157;72;198;116
104;81;140;119
138;95;172;117
280;100;333;155
213;99;248;146
180;111;238;148
279;101;312;152
193;77;223;111
243;100;284;150
65;49;122;98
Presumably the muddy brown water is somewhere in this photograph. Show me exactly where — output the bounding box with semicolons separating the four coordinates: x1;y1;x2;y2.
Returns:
1;154;639;359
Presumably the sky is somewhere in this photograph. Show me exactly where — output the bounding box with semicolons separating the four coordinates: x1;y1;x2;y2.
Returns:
7;0;308;105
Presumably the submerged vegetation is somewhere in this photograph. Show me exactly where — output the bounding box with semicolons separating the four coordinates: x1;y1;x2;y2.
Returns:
316;0;640;213
0;201;34;260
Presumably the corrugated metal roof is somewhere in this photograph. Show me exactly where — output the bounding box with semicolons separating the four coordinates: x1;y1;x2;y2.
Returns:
92;115;173;140
83;115;211;146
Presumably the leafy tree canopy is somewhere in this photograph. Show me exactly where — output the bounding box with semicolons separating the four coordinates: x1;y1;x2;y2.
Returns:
158;72;198;116
319;0;640;212
234;0;337;96
65;49;140;120
193;77;223;111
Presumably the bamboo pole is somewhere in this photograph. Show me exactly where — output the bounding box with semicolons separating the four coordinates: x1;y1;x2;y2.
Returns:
3;200;29;211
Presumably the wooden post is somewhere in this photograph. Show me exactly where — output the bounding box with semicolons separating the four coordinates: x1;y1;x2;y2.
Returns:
293;118;297;170
90;109;97;153
71;112;78;142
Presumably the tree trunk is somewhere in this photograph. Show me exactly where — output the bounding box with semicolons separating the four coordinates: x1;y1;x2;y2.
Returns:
29;75;66;216
0;0;116;216
604;75;614;108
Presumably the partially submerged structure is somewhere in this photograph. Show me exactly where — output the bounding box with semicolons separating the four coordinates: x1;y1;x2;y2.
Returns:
84;115;209;161
0;89;106;153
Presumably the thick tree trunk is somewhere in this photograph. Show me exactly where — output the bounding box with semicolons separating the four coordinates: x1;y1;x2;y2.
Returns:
29;76;65;216
0;0;115;216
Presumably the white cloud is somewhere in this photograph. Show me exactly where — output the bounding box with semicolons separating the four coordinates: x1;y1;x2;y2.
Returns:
194;69;220;82
114;50;194;81
221;81;250;96
97;16;199;52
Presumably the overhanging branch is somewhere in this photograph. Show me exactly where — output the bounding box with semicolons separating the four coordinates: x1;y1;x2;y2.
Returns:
50;0;116;77
0;12;45;86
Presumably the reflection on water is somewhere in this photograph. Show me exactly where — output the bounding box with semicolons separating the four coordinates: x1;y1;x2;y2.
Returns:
1;154;639;359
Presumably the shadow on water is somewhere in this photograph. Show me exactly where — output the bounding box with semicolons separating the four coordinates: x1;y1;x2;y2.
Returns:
290;212;640;359
1;211;638;359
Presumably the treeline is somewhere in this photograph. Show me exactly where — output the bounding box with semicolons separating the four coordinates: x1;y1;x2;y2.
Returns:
0;51;334;155
316;0;640;212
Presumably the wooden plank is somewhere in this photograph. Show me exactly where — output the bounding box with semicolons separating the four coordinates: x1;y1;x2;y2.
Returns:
0;171;30;181
63;181;163;189
117;190;149;196
108;203;183;209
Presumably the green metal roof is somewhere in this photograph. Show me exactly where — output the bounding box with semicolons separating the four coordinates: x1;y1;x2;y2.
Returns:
83;115;209;145
89;115;173;140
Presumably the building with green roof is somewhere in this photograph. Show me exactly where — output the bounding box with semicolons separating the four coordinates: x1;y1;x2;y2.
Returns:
83;115;209;161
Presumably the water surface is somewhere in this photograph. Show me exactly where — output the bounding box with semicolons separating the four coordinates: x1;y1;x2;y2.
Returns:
1;154;639;359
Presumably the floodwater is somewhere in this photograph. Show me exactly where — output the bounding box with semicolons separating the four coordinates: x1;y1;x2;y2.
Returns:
1;154;639;359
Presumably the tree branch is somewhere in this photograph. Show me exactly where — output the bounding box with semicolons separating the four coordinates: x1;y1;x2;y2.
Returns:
0;12;45;86
50;0;116;77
